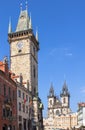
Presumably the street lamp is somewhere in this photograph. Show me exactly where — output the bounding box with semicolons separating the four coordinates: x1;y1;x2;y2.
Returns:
8;126;10;130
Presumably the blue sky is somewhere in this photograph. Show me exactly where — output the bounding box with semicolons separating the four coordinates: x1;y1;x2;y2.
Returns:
0;0;85;117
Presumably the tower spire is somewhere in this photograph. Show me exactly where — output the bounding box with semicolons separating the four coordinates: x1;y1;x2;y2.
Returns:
20;3;22;12
29;13;32;29
36;27;39;41
26;1;28;10
8;17;12;34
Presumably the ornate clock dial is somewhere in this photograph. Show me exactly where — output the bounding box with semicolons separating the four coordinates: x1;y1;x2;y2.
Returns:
17;42;23;50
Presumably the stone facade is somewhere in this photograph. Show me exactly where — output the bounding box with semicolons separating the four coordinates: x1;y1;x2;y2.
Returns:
9;33;38;94
8;5;43;130
43;113;77;130
43;81;78;130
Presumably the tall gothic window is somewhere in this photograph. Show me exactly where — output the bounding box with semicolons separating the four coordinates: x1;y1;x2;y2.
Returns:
63;98;66;103
33;65;36;78
50;100;52;105
33;47;35;56
56;110;59;115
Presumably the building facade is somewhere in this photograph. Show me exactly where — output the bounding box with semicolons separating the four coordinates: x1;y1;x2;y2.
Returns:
77;103;85;127
43;81;78;130
12;73;32;130
0;58;17;130
8;3;43;130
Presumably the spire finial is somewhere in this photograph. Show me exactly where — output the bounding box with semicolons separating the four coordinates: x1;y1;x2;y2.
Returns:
8;17;12;34
51;82;53;88
64;74;66;80
26;1;28;10
36;27;39;41
20;3;22;11
29;13;32;29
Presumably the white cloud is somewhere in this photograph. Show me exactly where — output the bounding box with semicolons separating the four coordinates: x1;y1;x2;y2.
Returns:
65;53;73;56
49;47;73;57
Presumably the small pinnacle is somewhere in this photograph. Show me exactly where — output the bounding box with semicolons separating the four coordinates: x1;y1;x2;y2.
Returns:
20;3;22;11
26;1;28;10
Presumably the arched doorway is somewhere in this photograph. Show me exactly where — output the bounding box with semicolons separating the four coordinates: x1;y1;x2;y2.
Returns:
19;123;22;130
28;119;31;130
8;125;12;130
3;124;7;130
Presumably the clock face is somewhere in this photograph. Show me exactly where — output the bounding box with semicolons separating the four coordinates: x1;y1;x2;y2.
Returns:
17;42;23;50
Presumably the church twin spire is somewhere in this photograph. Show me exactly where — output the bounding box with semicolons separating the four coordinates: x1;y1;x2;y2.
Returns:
48;80;70;97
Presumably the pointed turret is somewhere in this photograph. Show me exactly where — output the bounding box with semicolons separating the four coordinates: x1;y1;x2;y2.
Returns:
48;83;54;97
29;13;32;29
60;81;71;113
20;3;22;12
16;2;31;32
36;27;39;41
8;17;12;34
60;80;70;97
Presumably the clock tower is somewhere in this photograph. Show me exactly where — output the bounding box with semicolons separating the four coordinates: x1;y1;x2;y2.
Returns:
8;6;39;95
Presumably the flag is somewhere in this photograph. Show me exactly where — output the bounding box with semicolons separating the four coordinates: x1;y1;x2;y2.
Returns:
24;99;26;104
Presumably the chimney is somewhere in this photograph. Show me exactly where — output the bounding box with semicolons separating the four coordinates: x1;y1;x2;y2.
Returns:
0;57;9;73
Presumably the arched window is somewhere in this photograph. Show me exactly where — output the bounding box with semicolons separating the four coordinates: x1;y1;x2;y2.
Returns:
33;46;35;56
33;65;36;78
56;110;59;115
63;97;66;103
50;100;52;105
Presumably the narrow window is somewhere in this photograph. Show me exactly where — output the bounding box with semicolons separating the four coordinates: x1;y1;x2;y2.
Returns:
18;90;21;98
3;108;5;117
33;47;35;56
26;95;28;101
33;65;36;78
19;102;21;111
4;85;6;96
50;100;52;105
63;98;66;103
23;104;25;112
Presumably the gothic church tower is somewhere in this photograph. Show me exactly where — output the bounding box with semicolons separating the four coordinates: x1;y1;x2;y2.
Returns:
60;81;71;114
8;4;39;96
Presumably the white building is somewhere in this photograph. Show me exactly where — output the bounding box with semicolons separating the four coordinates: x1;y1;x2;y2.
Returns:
77;103;85;127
